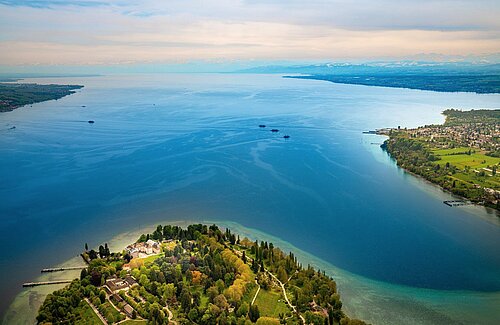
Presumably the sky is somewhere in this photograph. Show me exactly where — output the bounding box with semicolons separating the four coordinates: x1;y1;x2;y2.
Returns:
0;0;499;68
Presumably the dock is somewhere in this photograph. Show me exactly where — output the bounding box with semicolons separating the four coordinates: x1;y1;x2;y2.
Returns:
443;200;472;207
23;280;73;287
41;266;86;273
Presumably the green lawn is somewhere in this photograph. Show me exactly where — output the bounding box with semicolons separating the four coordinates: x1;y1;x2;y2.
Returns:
432;147;472;155
139;254;162;265
75;301;103;324
254;289;290;318
120;320;147;325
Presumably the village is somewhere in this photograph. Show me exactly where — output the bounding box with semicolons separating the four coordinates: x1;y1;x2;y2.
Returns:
405;122;500;152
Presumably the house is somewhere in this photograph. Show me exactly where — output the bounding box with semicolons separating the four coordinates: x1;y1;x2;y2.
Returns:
126;239;161;259
104;277;132;293
123;304;135;318
124;275;138;287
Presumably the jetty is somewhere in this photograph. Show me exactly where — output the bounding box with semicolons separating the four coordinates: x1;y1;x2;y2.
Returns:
41;266;86;273
23;280;73;287
443;200;472;207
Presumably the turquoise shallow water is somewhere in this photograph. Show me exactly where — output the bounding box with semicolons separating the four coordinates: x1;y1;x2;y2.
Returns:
0;73;499;323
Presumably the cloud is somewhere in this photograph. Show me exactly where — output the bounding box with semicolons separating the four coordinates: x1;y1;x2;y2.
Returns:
0;0;107;8
0;0;499;65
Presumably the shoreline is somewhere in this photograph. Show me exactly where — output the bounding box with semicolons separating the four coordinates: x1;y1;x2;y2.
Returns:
385;148;499;216
365;134;500;227
4;220;500;325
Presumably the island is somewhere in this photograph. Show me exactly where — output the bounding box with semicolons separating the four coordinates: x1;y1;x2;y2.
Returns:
0;82;83;112
380;109;500;210
36;224;366;325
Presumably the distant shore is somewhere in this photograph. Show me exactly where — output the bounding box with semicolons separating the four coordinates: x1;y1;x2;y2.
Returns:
0;82;83;113
285;74;500;94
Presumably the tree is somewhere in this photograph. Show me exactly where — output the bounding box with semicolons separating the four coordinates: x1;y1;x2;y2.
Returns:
80;268;87;280
99;290;106;304
236;302;249;317
277;266;288;284
248;304;260;322
181;289;192;311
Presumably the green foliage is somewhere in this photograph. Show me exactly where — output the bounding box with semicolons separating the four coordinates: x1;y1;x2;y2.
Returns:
37;224;362;325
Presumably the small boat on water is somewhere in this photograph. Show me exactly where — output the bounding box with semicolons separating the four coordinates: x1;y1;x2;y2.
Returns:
259;125;266;128
283;135;290;139
271;129;279;132
88;120;95;124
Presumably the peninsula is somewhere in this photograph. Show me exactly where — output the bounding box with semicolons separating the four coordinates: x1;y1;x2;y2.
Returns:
36;224;366;325
0;82;83;112
381;109;500;210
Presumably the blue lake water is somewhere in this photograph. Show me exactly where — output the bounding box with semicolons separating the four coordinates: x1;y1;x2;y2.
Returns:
0;74;499;324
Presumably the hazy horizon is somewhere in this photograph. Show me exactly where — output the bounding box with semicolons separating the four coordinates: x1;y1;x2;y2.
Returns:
1;0;499;67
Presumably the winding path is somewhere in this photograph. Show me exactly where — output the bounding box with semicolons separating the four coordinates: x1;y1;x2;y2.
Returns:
232;247;305;323
267;271;306;324
251;280;261;305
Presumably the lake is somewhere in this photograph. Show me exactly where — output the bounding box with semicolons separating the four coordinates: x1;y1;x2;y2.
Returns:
1;73;499;324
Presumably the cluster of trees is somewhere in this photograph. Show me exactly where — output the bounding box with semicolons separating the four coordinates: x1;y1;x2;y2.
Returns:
82;242;114;262
239;238;353;325
128;229;256;324
36;280;86;323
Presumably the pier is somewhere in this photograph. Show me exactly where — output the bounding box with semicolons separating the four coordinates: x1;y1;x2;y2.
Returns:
41;266;86;273
23;280;73;287
443;200;472;207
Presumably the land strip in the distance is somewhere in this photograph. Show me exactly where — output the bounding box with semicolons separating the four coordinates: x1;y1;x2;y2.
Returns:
380;109;500;211
0;82;83;112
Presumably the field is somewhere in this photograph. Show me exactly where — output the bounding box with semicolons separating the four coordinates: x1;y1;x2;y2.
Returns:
431;148;500;190
433;148;500;170
253;289;290;318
